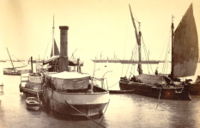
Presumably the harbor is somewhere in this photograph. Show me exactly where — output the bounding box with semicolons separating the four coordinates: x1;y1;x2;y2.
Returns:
1;0;200;128
0;62;200;128
1;70;200;128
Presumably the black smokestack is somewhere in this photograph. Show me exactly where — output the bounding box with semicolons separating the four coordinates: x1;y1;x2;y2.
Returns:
58;26;69;71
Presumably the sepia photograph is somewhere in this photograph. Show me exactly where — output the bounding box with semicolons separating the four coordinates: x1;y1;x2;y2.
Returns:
0;0;200;128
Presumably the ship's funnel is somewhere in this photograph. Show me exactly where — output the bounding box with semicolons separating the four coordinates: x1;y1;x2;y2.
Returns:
58;26;69;71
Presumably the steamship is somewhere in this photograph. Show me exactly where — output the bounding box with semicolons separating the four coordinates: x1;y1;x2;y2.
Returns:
42;26;109;117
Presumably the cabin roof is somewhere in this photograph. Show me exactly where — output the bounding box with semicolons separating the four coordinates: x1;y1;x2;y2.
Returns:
48;71;90;79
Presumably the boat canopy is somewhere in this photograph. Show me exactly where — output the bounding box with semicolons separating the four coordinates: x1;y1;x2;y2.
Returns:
46;71;90;90
49;71;90;79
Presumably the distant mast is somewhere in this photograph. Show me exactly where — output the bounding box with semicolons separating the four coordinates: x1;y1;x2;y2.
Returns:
50;15;60;57
129;4;143;75
52;15;55;56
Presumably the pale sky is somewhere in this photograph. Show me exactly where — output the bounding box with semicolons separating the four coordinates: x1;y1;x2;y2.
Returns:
0;0;199;61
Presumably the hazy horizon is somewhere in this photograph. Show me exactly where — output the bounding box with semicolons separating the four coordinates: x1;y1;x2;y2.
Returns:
0;0;199;62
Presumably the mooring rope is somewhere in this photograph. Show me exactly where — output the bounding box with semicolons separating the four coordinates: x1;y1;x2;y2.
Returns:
65;100;107;128
105;79;109;90
98;99;110;125
107;81;119;89
156;87;162;109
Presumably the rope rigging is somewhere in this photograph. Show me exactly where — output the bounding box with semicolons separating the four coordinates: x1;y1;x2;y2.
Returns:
128;50;136;78
124;44;137;77
162;29;172;74
121;34;129;77
141;35;154;74
121;25;137;77
43;40;52;60
130;45;138;76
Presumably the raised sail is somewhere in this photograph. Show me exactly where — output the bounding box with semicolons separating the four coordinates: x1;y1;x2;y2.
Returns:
50;16;59;57
172;4;198;77
129;4;143;74
50;39;59;57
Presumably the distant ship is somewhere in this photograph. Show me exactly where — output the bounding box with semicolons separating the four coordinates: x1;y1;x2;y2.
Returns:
3;48;31;75
119;4;198;100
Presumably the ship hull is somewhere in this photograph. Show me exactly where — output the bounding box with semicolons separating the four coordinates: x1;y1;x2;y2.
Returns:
190;83;200;95
20;83;43;96
43;86;109;117
19;73;43;96
119;79;191;100
190;76;200;95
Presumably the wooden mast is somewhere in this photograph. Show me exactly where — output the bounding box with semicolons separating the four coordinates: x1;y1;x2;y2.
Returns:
171;16;174;77
30;56;33;73
6;48;15;71
138;23;142;75
129;4;143;74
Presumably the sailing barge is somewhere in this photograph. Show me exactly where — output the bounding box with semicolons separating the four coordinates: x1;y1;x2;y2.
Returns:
120;4;198;100
43;26;109;117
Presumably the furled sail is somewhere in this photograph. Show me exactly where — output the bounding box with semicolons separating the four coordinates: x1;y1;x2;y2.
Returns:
50;39;60;57
172;4;198;77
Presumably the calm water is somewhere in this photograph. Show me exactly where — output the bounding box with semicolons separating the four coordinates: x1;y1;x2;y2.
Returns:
1;62;200;128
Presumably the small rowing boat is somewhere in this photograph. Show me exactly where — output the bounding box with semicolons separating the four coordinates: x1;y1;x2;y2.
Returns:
25;97;40;111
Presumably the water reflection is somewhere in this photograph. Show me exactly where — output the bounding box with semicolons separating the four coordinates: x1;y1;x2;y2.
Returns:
1;62;200;128
102;94;200;128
